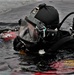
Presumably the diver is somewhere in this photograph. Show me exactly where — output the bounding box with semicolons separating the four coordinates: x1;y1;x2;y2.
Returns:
13;3;72;70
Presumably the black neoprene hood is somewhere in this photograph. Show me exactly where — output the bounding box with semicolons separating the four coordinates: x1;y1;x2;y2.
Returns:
26;4;59;29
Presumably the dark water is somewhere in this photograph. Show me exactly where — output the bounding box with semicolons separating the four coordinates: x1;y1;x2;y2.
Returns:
0;39;18;75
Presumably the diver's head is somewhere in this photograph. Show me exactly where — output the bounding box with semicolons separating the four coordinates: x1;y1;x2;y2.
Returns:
25;3;59;29
19;3;59;42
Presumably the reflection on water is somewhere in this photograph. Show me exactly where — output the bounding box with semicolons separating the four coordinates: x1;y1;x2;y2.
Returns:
0;39;20;75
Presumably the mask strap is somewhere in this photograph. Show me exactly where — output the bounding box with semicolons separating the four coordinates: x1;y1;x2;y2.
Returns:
36;26;46;38
43;26;46;37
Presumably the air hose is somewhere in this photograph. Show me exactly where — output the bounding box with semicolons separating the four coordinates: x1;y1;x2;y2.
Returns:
58;12;74;29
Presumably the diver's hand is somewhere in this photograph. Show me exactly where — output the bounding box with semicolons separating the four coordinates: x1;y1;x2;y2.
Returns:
13;36;26;51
